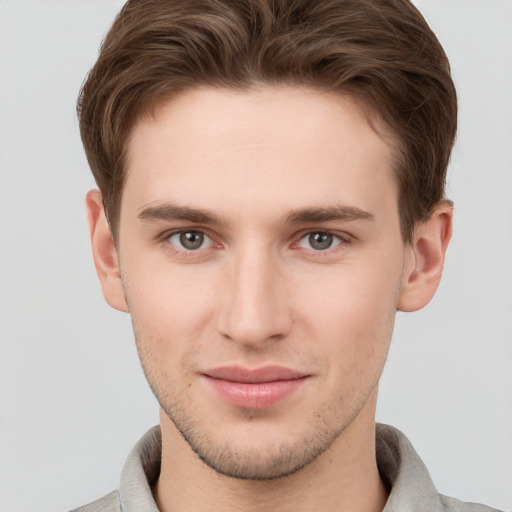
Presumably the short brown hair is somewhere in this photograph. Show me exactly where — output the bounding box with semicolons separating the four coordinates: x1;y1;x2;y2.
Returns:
77;0;457;242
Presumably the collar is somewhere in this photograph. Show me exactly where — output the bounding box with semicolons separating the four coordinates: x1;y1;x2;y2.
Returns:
115;424;480;512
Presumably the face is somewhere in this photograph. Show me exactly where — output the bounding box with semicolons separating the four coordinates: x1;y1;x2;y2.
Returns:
115;87;410;479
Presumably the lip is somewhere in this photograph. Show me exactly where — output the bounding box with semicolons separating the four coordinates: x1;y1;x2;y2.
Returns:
202;365;310;409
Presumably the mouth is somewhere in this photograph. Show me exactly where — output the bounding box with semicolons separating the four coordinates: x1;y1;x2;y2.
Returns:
202;365;310;409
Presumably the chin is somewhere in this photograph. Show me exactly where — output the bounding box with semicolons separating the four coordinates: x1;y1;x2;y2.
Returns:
161;399;350;480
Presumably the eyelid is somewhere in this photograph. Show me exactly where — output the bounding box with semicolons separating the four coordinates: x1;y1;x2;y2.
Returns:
292;229;352;251
158;227;352;257
161;227;221;256
158;226;211;242
170;230;212;249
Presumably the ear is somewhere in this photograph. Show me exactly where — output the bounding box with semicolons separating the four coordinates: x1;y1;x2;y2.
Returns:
86;189;129;312
397;200;453;312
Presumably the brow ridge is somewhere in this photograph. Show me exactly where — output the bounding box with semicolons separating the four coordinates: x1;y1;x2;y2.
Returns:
137;202;374;226
286;206;374;225
137;203;224;225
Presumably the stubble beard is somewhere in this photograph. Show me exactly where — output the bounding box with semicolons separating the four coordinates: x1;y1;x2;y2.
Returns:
156;394;350;480
126;278;397;482
126;281;398;481
134;336;377;481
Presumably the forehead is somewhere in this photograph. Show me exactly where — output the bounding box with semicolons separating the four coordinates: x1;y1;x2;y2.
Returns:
123;86;398;225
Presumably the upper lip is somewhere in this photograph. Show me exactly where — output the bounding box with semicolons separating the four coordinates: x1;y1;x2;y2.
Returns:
203;365;308;383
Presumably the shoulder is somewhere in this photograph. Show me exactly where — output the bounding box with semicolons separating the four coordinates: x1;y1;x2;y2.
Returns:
439;495;505;512
376;424;505;512
69;490;120;512
69;426;161;512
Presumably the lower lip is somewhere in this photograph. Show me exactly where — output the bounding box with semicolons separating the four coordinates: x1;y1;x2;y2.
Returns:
204;376;308;409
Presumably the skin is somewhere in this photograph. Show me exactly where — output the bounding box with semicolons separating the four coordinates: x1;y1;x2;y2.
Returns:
87;86;452;512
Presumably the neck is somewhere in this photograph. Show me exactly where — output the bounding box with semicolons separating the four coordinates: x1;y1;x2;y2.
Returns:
153;394;388;512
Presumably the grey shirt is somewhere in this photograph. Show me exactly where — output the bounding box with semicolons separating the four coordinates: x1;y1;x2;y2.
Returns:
71;424;502;512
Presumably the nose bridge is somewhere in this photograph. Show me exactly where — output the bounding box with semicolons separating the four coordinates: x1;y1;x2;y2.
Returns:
217;241;291;346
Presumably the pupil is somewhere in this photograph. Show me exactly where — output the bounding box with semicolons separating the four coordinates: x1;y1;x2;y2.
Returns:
180;231;204;250
310;232;332;250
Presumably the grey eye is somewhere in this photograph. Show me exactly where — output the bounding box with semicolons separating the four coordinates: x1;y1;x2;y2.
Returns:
169;231;208;250
308;232;333;250
298;232;342;251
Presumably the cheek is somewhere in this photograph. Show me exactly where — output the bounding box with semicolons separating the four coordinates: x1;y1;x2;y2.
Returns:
122;263;218;357
295;262;400;367
125;269;218;399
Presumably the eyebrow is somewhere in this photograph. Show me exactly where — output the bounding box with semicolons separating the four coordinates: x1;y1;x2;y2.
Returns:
286;206;374;225
138;203;224;225
137;202;374;226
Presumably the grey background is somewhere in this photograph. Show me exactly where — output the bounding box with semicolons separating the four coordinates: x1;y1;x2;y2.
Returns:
0;1;511;511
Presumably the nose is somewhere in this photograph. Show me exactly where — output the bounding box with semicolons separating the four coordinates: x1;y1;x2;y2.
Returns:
215;246;293;349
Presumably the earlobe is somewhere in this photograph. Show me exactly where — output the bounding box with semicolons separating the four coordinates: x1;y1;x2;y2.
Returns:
397;200;453;312
86;190;129;313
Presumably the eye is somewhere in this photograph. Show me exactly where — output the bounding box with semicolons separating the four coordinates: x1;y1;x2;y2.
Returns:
297;231;343;251
168;230;212;251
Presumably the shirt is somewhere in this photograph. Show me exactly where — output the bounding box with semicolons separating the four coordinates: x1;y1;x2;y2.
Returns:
70;424;503;512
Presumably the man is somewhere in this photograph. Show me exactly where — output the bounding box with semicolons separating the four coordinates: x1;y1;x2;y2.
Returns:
72;0;501;511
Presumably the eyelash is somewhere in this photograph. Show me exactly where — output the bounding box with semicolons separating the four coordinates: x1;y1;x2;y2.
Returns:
294;231;348;252
161;229;219;259
161;228;352;258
